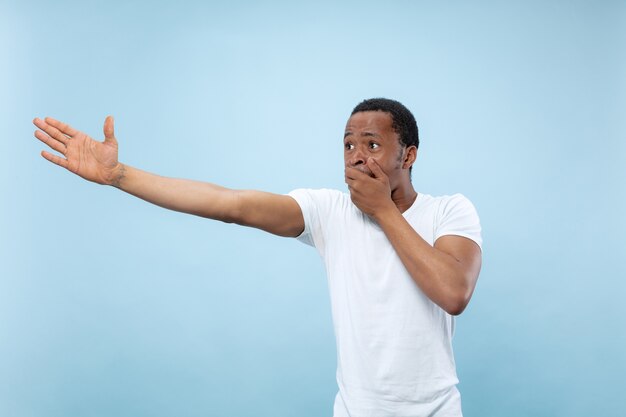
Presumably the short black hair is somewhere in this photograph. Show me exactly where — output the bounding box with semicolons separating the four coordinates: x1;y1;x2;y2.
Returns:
351;98;419;151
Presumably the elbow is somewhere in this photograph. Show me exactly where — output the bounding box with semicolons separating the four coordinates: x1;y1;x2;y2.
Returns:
439;269;479;316
218;190;243;224
443;300;468;316
441;288;473;316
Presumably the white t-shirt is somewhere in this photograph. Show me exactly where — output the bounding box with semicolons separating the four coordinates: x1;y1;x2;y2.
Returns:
288;189;482;417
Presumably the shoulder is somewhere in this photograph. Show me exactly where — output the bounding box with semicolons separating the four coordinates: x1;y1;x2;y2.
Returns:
428;193;482;248
437;193;478;214
286;188;353;250
413;192;476;212
288;188;351;211
288;188;346;199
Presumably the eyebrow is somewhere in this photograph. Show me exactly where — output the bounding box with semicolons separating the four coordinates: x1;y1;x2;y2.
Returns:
343;131;380;139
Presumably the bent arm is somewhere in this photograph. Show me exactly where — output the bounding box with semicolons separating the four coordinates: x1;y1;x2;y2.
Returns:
113;164;304;237
345;160;482;315
374;208;482;315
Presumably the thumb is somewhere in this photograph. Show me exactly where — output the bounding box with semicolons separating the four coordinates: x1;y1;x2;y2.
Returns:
103;115;117;145
368;158;386;179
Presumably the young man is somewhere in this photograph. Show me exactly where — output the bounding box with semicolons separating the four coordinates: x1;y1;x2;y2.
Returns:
33;98;482;416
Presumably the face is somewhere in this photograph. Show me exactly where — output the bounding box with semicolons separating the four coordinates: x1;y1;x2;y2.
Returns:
344;111;414;186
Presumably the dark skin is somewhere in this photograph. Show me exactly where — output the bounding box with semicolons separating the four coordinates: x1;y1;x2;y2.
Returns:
343;111;482;315
33;111;481;314
344;111;418;214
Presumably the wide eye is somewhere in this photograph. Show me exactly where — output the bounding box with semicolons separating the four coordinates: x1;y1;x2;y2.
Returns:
345;142;354;150
369;142;380;149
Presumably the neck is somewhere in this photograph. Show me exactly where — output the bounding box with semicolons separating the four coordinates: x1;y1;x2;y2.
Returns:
391;179;418;213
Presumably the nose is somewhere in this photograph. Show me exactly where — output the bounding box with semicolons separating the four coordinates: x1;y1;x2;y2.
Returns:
348;149;366;167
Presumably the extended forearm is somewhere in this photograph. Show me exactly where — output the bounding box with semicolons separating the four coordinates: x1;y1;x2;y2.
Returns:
108;163;305;236
111;163;237;221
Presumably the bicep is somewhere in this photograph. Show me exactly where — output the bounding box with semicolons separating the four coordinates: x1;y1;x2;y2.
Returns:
233;190;304;237
434;235;482;284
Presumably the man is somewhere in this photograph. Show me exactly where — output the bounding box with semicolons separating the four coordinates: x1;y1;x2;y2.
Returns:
33;98;482;416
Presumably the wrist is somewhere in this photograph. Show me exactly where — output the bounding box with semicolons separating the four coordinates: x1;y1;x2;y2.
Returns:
108;163;126;188
371;202;399;223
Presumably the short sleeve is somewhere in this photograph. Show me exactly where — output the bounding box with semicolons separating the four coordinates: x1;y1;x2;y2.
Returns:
287;188;338;255
434;194;482;249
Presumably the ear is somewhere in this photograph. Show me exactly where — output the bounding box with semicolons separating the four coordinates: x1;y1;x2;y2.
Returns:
402;145;417;170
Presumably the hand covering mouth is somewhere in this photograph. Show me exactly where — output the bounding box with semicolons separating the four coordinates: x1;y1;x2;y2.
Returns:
354;165;375;177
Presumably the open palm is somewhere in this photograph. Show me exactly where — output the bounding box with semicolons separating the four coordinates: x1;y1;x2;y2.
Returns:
34;116;122;185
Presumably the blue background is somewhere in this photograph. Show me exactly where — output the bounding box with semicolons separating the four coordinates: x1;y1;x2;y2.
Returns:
2;1;625;416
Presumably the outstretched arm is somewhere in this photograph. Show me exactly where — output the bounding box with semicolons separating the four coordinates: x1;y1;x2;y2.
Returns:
33;116;304;237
